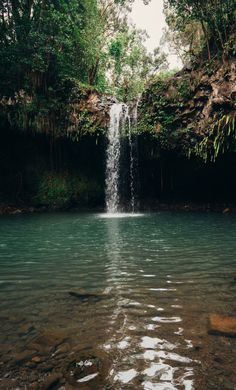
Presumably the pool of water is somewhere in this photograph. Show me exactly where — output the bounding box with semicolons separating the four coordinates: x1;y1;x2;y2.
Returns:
0;212;235;389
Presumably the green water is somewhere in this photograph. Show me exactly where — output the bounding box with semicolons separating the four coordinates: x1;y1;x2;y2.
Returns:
0;212;235;389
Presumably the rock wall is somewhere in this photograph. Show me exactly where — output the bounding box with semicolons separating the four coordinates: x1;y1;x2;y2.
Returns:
139;58;236;161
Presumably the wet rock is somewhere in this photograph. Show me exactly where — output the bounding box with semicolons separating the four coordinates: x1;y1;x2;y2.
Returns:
19;324;35;335
41;364;55;373
66;356;101;385
13;349;36;364
32;356;46;363
55;343;71;357
208;314;236;337
11;209;22;215
214;356;224;363
29;383;39;390
68;291;103;303
41;372;63;390
0;344;13;353
64;385;78;390
29;331;67;353
0;378;17;389
25;361;37;369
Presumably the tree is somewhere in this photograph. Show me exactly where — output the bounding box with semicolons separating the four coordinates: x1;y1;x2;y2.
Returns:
0;0;102;97
107;27;168;100
161;12;204;63
164;0;236;60
0;0;166;103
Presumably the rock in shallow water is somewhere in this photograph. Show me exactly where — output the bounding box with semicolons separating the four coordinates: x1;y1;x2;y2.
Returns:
68;291;103;303
208;314;236;337
13;349;37;364
41;372;63;390
27;330;68;355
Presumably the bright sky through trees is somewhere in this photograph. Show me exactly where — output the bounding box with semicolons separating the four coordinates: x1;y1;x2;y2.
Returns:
130;0;181;69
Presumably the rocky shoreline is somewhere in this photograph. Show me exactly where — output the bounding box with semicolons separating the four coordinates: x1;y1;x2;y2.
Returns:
1;306;235;390
0;202;235;216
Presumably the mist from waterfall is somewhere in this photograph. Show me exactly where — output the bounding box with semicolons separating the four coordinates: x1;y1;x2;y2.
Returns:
105;102;138;214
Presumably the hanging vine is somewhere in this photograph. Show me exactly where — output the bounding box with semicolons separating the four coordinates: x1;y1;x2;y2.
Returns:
195;113;236;162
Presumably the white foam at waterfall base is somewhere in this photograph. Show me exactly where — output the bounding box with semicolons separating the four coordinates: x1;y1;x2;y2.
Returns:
98;212;144;219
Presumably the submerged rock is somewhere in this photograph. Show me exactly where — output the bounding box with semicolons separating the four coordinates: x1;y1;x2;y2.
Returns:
18;323;35;336
0;379;17;388
66;356;101;385
68;291;103;303
208;314;236;337
28;330;67;353
31;356;46;364
13;349;37;364
41;372;63;390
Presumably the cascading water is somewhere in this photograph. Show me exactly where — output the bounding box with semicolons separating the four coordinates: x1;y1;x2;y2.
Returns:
128;99;139;213
105;102;138;214
105;103;124;213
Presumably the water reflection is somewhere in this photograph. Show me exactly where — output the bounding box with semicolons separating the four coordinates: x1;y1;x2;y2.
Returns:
102;215;196;389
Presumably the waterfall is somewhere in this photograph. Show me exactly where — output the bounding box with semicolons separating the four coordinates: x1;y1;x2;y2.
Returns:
105;103;124;213
128;100;139;213
105;102;138;214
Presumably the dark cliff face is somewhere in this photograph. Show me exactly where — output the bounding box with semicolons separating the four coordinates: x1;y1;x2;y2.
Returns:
139;59;236;162
66;90;117;141
130;58;236;206
0;83;114;141
1;60;236;210
168;61;236;132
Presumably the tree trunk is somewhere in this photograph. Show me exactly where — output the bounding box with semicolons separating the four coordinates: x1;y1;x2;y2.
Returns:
88;57;100;85
200;20;211;60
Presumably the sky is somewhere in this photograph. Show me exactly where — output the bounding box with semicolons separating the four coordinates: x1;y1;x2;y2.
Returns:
130;0;181;69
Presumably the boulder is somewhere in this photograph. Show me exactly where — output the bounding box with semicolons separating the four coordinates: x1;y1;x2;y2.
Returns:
28;330;67;353
68;291;103;303
13;349;36;364
41;373;63;390
208;314;236;337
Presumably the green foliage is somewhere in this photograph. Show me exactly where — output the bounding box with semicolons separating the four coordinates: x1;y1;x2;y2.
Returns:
139;55;236;163
0;0;168;137
162;15;204;62
34;172;102;207
35;173;73;207
137;2;236;164
106;27;167;101
157;69;179;80
66;108;106;142
176;78;191;99
164;0;236;60
0;0;102;96
224;34;236;56
137;74;183;152
194;114;236;162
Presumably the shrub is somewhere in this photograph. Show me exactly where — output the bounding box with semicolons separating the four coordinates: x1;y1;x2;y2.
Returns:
34;172;103;207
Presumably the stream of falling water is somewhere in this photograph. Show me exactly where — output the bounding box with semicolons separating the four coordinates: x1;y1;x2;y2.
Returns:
105;103;124;213
105;102;138;214
129;99;139;213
